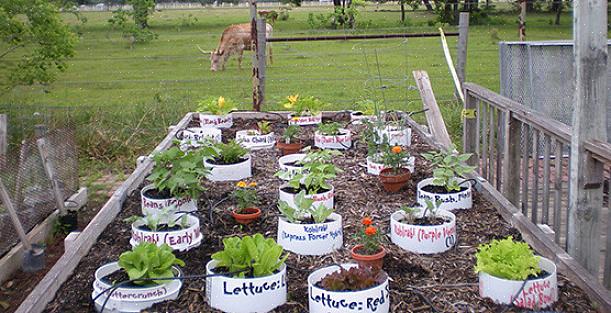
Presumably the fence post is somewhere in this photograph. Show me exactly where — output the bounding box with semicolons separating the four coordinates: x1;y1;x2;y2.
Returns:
456;13;469;88
502;111;520;206
462;89;478;167
249;0;262;111
0;114;6;169
256;18;266;109
518;0;526;40
568;0;608;275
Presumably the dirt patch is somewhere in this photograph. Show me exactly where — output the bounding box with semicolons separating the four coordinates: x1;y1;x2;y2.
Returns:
43;118;597;313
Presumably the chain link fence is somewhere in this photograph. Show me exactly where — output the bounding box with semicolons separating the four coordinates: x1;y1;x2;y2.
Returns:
0;124;79;257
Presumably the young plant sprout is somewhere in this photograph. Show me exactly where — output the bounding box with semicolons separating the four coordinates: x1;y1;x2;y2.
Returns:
317;122;343;136
282;149;342;195
213;140;248;164
232;181;259;213
118;243;185;286
281;125;301;144
422;144;476;192
257;121;272;135
197;96;236;115
281;94;324;116
278;190;333;224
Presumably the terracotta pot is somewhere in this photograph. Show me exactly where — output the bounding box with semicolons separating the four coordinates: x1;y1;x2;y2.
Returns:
276;141;302;156
231;207;261;225
350;244;386;271
378;168;411;192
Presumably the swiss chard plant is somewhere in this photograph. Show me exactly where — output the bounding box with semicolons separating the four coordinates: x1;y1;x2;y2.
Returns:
211;233;288;278
319;266;385;292
213;140;248;164
317;122;343;136
147;146;215;199
281;125;301;144
474;236;541;281
118;242;185;285
422;144;476;192
281;94;324;116
285;149;342;195
278;190;333;224
197;96;236;115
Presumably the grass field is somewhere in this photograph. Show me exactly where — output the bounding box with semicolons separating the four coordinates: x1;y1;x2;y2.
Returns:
0;4;577;173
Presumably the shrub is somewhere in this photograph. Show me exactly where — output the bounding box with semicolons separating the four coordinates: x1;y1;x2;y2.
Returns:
475;236;541;281
211;234;288;278
118;243;185;285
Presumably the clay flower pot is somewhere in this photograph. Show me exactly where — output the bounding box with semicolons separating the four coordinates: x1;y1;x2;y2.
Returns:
231;207;261;225
351;244;386;271
378;168;411;192
276;141;303;156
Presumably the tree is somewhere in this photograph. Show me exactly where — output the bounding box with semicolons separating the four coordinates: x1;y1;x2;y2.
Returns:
0;0;78;89
128;0;155;29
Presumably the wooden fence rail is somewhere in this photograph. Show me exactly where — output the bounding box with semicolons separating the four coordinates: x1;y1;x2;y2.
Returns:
463;83;611;294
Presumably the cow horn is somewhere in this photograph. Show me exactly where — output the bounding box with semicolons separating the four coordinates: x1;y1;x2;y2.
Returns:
196;45;211;54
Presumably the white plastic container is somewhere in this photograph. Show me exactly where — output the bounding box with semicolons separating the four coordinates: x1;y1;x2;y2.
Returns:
375;125;411;146
235;130;275;150
314;129;352;150
91;262;182;313
287;113;322;126
390;209;456;254
366;155;415;176
204;155;252;181
416;178;473;211
277;153;306;181
308;264;390;313
479;257;558;309
198;113;233;128
140;184;197;216
130;214;202;252
205;260;287;313
278;184;334;210
277;213;343;255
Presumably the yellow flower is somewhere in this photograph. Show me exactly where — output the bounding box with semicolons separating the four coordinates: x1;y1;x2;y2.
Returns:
249;182;257;187
288;94;299;104
218;96;226;108
236;181;247;188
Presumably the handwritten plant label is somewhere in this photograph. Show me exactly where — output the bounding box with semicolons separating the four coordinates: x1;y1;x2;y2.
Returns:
390;210;456;254
350;112;377;125
235;130;276;150
279;185;334;211
479;257;558;309
375;126;411;147
288;113;322;126
308;264;390;313
177;127;222;148
314;129;352;150
206;261;287;313
416;178;473;211
277;213;343;255
199;113;233;128
140;185;197;216
367;155;415;176
130;215;202;252
278;153;306;181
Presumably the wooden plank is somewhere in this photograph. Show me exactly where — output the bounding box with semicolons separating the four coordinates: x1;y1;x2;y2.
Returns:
0;179;31;251
502;111;521;206
542;135;551;224
36;138;67;215
568;0;607;275
585;139;611;164
456;12;469;89
604;174;611;289
488;106;495;183
463;92;479;167
495;111;503;189
15;113;194;313
553;141;563;244
481;102;488;179
439;28;464;103
531;129;540;224
0;114;6;161
413;70;453;149
521;125;530;215
0;188;87;284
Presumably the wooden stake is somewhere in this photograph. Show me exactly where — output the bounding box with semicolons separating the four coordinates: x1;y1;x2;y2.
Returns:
439;27;465;103
413;70;453;149
36;138;67;215
0;178;31;251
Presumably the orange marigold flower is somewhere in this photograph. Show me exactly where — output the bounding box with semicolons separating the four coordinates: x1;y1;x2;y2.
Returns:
236;181;247;188
248;182;257;187
362;217;373;226
364;226;377;236
391;146;402;154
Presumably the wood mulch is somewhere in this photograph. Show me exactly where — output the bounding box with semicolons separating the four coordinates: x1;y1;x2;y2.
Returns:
44;117;596;313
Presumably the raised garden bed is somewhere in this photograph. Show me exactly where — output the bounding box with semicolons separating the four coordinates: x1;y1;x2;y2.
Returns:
39;115;597;313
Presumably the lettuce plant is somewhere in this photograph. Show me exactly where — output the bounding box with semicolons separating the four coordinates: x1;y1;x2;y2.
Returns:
319;266;385;291
474;236;541;281
422;144;475;192
211;233;288;278
118;242;185;285
278;190;333;224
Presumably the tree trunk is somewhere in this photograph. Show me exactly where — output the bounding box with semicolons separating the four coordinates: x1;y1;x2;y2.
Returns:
400;2;405;23
423;0;433;11
553;0;563;25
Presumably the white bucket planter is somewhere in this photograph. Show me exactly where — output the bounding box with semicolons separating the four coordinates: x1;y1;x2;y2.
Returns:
350;112;377;125
278;184;334;210
314;129;352;150
308;264;390;313
204;155;252;181
479;257;558;309
390;209;456;254
235;130;275;150
91;262;182;313
288;113;322;126
375;125;411;146
140;184;197;216
205;260;287;313
278;154;306;181
366;155;415;176
198;113;233;128
277;213;343;255
416;178;473;211
130;214;202;252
